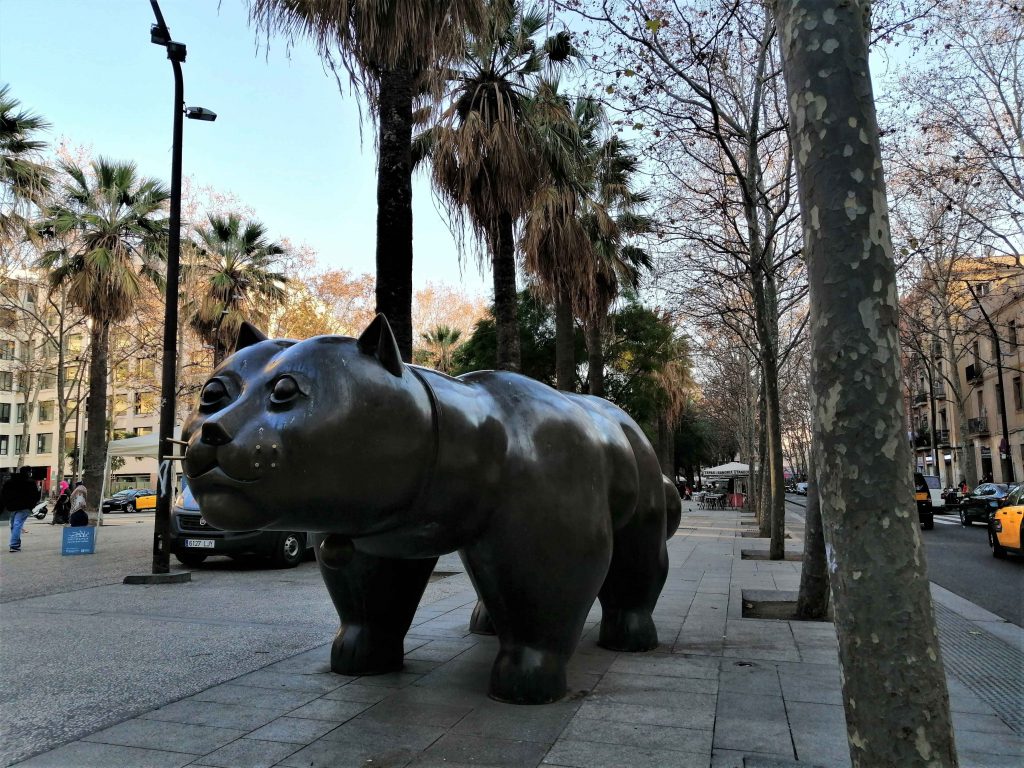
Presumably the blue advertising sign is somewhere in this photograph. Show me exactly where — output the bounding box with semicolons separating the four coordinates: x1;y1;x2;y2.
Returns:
62;527;96;555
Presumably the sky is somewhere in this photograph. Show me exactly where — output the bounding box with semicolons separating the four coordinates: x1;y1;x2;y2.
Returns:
0;0;490;296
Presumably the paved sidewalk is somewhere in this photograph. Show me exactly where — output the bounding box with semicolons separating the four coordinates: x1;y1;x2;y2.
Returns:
10;502;1024;768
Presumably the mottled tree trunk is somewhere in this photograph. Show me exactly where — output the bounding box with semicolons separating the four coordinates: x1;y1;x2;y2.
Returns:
83;321;109;510
796;451;829;619
375;68;415;363
757;377;771;536
555;294;575;392
491;211;520;372
586;320;604;397
773;1;957;764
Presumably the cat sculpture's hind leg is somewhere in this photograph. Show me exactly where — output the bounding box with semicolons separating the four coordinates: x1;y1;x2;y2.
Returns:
597;503;668;652
314;534;437;675
462;501;612;705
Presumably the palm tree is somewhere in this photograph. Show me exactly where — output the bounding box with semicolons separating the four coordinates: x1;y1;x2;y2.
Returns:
521;96;651;394
0;84;52;246
247;0;485;363
424;0;576;372
187;213;288;366
36;158;169;507
419;324;463;373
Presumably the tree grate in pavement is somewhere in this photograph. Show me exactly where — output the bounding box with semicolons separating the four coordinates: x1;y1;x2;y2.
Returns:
933;602;1023;734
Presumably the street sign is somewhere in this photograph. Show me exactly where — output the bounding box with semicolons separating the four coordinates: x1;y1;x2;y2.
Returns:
61;527;96;556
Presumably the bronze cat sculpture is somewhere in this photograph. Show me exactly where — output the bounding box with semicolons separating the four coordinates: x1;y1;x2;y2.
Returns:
182;315;681;704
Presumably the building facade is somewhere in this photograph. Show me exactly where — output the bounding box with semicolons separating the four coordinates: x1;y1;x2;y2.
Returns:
907;262;1024;488
1;275;171;495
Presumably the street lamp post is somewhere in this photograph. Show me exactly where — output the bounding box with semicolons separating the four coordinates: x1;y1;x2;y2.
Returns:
136;0;216;581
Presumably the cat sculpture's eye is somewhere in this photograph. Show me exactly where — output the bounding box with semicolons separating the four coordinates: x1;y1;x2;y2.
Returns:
200;378;229;409
270;375;301;405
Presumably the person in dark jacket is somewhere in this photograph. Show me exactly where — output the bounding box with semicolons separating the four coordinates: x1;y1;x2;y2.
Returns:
51;481;71;525
2;466;41;552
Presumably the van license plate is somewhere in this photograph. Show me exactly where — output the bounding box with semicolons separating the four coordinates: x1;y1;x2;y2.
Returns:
185;539;215;549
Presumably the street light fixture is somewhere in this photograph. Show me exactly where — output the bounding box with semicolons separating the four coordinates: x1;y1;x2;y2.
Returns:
185;107;217;122
126;1;214;584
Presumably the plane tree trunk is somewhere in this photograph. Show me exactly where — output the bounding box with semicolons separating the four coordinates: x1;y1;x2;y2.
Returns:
772;1;958;764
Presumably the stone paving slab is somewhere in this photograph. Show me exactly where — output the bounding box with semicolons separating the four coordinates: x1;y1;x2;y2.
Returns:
10;502;1024;768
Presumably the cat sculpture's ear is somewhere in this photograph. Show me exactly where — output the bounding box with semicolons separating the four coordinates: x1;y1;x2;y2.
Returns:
357;314;404;377
235;322;268;351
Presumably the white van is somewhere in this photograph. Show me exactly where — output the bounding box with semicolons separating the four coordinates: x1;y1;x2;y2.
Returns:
919;474;944;509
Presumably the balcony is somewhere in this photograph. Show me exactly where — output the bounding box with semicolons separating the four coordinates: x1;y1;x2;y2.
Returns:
914;429;951;448
932;382;946;400
967;417;990;435
966;362;985;383
913;392;929;406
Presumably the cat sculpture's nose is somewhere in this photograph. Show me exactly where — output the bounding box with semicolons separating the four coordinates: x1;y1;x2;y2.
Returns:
201;420;233;446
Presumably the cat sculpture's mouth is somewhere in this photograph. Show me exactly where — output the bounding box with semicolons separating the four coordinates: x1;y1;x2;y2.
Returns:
187;463;258;486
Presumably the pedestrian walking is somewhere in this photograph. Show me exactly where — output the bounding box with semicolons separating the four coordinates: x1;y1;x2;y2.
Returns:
3;466;41;552
68;482;89;527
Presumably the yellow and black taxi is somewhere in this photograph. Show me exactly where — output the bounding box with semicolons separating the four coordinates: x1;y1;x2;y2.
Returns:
990;484;1024;559
914;472;935;530
101;488;156;514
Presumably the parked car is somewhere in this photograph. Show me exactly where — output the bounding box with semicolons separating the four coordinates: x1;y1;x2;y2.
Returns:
168;483;312;568
913;472;935;530
101;488;156;514
959;483;1012;527
795;482;808;496
989;484;1024;558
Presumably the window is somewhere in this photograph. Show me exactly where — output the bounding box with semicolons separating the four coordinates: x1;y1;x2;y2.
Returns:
39;369;56;389
14;435;24;455
38;400;54;421
42;339;58;359
113;396;130;416
24;285;36;304
16;403;27;423
134;392;154;415
114;362;130;384
18;341;31;363
66;334;83;356
973;340;982;366
977;390;985;418
1015;377;1023;411
133;426;153;437
1009;320;1018;349
36;433;52;454
0;371;11;391
64;432;76;454
0;403;9;422
0;436;7;455
976;282;991;297
0;340;13;360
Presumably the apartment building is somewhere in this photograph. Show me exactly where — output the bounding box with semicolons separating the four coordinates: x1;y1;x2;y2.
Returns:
0;276;163;494
907;261;1024;487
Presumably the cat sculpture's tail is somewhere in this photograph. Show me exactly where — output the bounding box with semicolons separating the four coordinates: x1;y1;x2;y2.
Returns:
663;475;682;539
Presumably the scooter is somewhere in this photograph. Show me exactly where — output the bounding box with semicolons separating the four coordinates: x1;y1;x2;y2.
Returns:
31;500;48;520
